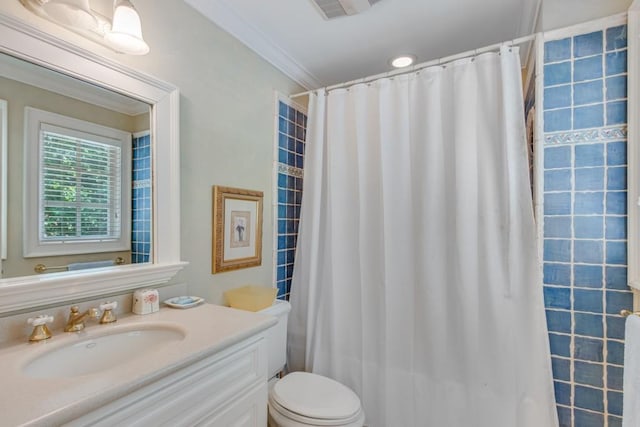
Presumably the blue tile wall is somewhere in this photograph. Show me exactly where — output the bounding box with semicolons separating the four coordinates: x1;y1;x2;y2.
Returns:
543;24;630;427
275;100;307;300
131;133;152;263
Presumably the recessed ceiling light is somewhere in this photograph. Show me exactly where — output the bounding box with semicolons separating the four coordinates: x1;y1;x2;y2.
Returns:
390;55;416;68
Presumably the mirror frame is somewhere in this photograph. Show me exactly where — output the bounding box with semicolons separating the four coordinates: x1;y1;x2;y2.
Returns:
0;13;186;313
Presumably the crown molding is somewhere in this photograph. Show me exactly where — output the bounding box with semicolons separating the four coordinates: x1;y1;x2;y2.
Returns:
184;0;322;90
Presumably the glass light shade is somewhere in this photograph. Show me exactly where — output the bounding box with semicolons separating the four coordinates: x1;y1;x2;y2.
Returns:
42;0;97;31
104;0;149;55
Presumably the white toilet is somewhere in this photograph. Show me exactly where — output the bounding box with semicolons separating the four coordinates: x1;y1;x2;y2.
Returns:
260;300;365;427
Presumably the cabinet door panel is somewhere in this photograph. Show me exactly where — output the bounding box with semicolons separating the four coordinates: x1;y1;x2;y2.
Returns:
199;382;267;427
65;336;267;427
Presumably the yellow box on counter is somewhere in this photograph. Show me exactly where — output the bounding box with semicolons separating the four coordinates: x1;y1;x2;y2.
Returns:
224;285;277;312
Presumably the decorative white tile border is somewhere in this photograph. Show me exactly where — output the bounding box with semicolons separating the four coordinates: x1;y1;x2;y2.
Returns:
278;163;303;178
132;179;151;189
544;125;627;145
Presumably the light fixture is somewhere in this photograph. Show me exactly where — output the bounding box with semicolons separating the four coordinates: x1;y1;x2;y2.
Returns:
104;0;150;55
20;0;150;56
41;0;97;30
390;55;416;68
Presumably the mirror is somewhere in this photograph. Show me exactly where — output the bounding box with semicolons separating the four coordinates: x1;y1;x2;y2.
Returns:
0;51;152;278
0;13;184;313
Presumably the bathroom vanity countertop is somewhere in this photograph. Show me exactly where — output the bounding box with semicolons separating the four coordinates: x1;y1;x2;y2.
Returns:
0;303;276;427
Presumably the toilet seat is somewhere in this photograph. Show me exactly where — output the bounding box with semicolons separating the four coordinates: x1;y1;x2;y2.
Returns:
269;372;365;427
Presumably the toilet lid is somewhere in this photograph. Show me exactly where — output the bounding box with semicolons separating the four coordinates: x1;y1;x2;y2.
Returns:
271;372;362;421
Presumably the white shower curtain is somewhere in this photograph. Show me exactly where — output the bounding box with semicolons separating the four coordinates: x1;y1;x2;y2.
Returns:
288;47;558;427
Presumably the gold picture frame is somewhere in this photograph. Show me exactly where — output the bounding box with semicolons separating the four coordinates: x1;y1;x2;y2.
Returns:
212;186;263;273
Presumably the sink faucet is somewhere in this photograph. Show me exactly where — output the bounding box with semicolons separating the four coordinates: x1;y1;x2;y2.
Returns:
64;306;99;332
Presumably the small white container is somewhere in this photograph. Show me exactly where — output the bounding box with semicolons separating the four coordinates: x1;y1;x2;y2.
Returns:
132;289;160;315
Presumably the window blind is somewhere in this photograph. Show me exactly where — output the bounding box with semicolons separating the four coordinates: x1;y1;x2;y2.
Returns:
40;125;122;242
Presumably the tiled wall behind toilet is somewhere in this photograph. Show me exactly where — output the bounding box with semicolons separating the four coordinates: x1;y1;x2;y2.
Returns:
274;100;307;300
542;22;633;427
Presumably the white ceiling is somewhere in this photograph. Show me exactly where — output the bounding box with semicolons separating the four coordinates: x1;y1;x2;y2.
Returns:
184;0;540;89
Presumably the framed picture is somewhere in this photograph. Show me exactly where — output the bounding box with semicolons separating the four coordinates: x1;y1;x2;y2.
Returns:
212;186;263;273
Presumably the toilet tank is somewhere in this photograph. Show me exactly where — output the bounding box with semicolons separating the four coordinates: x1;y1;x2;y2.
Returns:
259;299;291;379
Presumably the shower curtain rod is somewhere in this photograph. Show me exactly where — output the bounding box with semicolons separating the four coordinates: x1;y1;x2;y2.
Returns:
290;33;538;99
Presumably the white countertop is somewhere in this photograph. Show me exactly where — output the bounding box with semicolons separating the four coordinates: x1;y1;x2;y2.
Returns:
0;304;276;427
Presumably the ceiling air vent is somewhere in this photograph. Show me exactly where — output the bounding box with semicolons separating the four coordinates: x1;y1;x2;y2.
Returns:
310;0;382;20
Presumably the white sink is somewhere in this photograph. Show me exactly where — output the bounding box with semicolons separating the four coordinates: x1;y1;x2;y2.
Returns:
23;324;186;379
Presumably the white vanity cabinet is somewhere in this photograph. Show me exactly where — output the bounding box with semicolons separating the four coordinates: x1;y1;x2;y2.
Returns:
65;335;268;427
0;305;276;427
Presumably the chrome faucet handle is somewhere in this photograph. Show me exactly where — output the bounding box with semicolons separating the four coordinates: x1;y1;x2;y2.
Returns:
27;315;54;342
99;301;118;324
